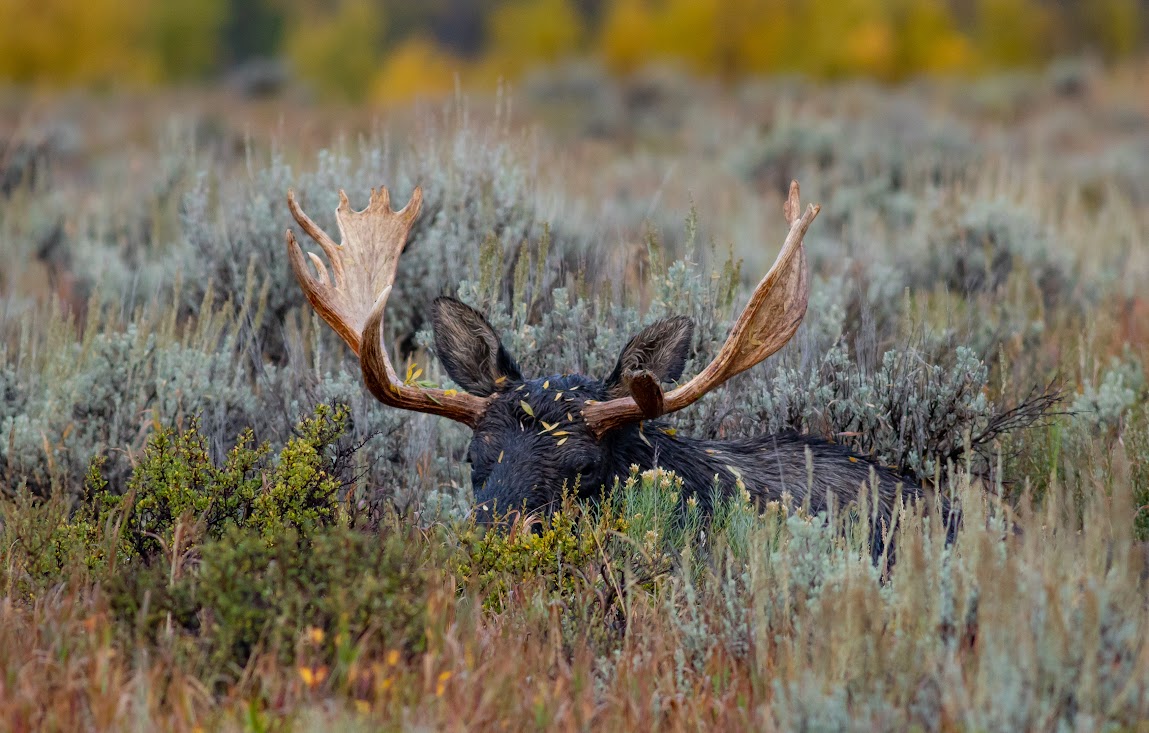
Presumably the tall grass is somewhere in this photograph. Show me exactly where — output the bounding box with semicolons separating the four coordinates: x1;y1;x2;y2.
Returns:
0;464;1145;730
1;63;1147;728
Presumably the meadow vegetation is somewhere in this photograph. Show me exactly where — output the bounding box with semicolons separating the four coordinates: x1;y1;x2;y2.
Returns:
1;61;1149;729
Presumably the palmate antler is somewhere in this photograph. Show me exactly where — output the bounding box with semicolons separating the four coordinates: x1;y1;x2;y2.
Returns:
285;187;490;427
582;181;820;437
286;181;818;437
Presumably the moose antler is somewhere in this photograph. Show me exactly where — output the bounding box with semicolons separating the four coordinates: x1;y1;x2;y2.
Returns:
583;181;820;438
286;187;490;427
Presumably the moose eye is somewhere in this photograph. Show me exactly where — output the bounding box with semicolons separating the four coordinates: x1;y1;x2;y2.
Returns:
574;457;600;475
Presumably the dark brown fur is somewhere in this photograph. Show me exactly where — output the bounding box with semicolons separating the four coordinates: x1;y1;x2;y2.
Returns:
433;297;958;556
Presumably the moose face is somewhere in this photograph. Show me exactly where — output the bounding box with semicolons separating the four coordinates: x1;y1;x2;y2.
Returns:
431;297;693;522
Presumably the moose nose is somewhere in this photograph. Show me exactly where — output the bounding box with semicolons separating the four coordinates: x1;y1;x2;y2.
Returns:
470;462;527;526
472;500;530;529
471;478;534;528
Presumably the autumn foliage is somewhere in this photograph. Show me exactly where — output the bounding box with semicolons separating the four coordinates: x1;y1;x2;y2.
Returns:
0;0;1143;99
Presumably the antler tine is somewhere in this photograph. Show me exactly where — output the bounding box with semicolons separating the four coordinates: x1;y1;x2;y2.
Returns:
783;179;803;226
289;189;343;282
584;181;820;438
286;186;489;427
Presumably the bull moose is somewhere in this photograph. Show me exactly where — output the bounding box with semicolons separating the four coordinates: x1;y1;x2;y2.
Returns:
285;181;955;554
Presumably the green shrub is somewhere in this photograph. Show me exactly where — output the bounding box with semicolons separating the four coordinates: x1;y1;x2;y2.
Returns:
453;468;758;610
193;521;438;670
453;494;629;608
101;403;351;560
0;490;100;595
249;404;349;540
75;403;438;672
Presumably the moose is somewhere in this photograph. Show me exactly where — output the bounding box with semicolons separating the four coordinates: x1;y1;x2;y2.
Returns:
285;181;954;553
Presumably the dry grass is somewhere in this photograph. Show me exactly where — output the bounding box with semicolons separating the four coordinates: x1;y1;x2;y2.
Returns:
0;471;1146;730
2;61;1149;730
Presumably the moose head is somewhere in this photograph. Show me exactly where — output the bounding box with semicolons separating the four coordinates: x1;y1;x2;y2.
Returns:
285;183;822;522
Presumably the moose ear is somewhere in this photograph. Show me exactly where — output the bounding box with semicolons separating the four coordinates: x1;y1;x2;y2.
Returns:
604;315;694;397
431;297;523;396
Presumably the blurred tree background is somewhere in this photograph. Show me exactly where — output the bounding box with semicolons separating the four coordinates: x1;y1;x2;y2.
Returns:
0;0;1143;99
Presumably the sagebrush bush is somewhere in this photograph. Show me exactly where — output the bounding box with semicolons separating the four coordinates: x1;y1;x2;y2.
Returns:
1;75;1147;729
2;86;1096;521
746;343;1023;480
1071;354;1144;433
178;107;584;359
0;302;262;496
914;197;1078;310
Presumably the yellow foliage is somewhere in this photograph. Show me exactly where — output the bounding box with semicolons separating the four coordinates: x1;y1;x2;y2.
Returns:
844;21;896;79
648;0;722;73
599;0;659;74
0;0;1141;90
285;0;386;100
147;0;229;80
599;0;796;78
1083;0;1141;60
898;0;974;75
771;0;871;77
370;37;462;105
593;0;982;81
975;0;1052;68
0;0;157;86
925;34;975;74
487;0;586;76
731;0;795;75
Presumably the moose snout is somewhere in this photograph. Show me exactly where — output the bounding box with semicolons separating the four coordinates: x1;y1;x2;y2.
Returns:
471;499;539;532
470;476;546;530
469;480;518;526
